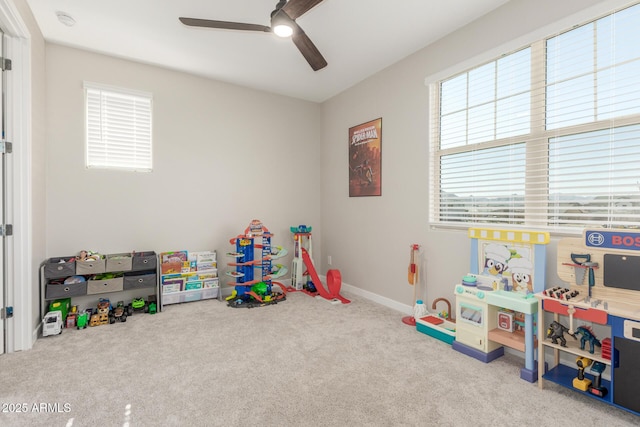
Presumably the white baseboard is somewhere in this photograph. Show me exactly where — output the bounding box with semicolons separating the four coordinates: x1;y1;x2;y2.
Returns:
32;325;40;345
323;275;413;315
275;274;413;315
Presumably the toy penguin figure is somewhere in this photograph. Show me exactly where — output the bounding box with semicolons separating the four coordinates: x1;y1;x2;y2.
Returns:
508;257;533;293
482;243;511;276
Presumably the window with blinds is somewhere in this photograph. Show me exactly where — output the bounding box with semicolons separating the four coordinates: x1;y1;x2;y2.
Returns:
85;83;153;171
430;2;640;231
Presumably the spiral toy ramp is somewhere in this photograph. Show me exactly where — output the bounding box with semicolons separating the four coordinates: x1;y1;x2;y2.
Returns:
301;248;350;304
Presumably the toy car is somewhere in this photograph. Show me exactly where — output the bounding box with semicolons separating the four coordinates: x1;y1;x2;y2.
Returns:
110;301;130;323
129;297;147;313
147;295;157;314
90;300;111;326
42;311;63;336
76;311;89;330
128;295;157;314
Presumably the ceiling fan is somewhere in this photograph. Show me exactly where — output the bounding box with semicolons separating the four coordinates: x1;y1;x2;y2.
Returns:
179;0;327;71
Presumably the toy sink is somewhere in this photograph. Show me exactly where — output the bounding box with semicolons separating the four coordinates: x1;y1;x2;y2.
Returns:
416;314;456;345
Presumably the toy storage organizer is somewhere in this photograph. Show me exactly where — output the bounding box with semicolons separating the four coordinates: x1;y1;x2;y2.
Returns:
536;229;640;416
40;251;159;318
159;250;220;311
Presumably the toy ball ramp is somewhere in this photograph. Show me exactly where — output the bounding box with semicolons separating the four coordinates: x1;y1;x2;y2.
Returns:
301;248;350;304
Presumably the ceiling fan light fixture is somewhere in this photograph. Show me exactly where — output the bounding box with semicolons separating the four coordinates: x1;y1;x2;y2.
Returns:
273;23;293;37
271;10;293;38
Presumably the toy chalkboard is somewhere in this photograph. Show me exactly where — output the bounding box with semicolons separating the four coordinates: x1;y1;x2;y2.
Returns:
603;254;640;291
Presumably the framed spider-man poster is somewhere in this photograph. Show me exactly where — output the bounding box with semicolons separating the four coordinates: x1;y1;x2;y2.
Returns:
348;118;382;197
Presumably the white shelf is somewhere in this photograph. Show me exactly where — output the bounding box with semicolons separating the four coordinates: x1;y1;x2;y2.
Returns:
540;337;611;365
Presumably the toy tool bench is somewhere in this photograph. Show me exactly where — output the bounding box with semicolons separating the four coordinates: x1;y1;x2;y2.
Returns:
536;229;640;416
452;228;549;383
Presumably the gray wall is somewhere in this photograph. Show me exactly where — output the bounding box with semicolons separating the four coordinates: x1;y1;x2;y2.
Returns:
320;0;615;311
44;44;323;279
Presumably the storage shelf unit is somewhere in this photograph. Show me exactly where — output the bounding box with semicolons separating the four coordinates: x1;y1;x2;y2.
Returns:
536;294;616;408
40;251;158;320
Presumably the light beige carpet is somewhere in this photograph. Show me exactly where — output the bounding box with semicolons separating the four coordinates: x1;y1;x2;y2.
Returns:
0;291;638;426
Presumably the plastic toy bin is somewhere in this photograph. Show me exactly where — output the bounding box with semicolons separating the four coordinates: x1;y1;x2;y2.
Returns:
45;282;87;299
106;253;133;272
43;256;76;279
123;272;157;290
131;251;157;271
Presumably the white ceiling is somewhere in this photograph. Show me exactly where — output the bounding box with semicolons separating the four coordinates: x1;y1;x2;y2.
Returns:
26;0;511;102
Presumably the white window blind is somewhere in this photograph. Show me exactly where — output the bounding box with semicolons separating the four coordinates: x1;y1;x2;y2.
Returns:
430;2;640;231
85;83;153;171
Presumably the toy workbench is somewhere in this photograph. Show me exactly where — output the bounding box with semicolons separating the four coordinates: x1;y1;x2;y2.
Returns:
536;228;640;416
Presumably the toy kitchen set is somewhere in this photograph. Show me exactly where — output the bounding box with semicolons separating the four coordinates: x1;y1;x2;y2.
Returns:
535;229;640;416
452;228;550;383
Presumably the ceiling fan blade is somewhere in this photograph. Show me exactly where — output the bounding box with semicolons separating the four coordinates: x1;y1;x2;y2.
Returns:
291;22;327;71
282;0;324;20
179;17;270;33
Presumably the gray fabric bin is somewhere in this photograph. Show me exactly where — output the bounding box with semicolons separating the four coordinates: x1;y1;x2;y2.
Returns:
44;256;76;279
123;273;157;290
45;282;87;299
131;251;157;271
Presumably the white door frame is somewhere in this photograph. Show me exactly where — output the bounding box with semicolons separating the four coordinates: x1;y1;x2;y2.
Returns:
0;0;33;353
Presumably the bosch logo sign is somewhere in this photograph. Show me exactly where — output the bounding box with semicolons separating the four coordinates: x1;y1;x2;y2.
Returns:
585;230;640;251
587;232;605;246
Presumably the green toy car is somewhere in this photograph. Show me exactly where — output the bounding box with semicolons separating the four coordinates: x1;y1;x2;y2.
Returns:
147;295;157;314
129;297;146;313
76;311;89;330
128;295;156;314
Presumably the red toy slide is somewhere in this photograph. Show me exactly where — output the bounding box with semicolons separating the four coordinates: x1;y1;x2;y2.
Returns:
301;248;350;304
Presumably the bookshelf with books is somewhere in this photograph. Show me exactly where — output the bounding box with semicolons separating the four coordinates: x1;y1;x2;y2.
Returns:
159;250;220;310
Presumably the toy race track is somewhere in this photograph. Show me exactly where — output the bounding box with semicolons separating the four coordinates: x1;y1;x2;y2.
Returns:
226;291;286;308
225;220;290;308
300;248;350;304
